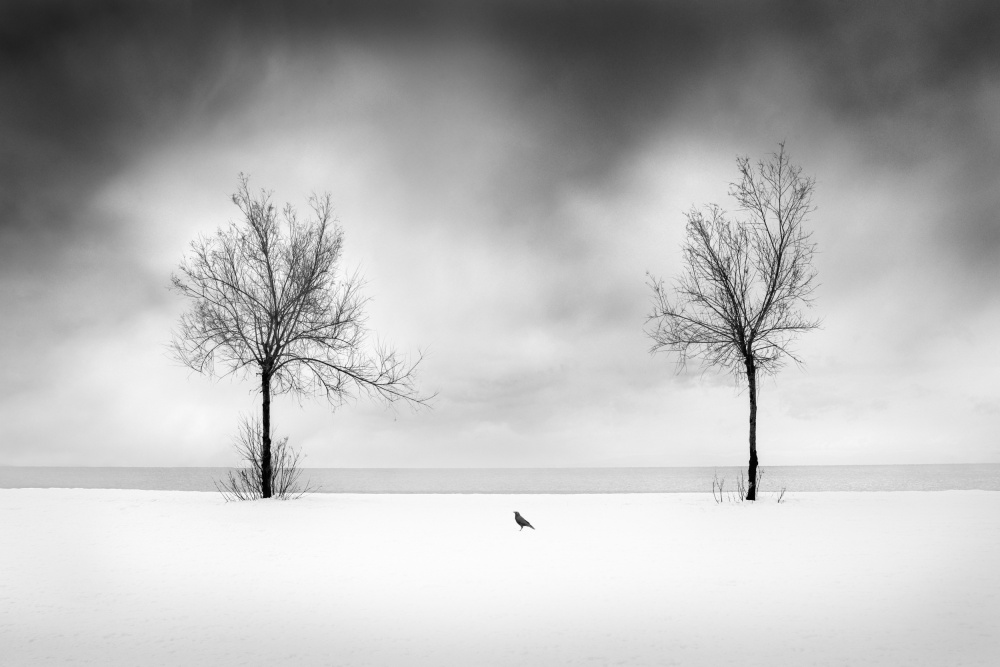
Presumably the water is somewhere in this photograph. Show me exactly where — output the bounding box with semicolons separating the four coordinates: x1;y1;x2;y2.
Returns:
1;464;998;493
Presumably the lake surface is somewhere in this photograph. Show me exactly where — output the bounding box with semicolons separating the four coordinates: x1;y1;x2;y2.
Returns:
1;464;998;493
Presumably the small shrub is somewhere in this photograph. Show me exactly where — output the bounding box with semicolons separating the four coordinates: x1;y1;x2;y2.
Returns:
215;415;311;501
712;472;726;503
712;468;784;503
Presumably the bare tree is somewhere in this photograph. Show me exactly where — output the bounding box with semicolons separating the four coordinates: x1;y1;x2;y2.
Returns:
646;144;819;500
172;175;427;498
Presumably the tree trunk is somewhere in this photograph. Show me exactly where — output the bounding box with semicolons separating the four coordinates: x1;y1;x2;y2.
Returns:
261;371;272;499
746;360;758;501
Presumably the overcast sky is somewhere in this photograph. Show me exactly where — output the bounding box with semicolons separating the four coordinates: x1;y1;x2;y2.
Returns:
1;0;998;468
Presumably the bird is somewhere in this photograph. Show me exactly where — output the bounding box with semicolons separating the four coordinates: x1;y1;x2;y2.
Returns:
514;511;535;531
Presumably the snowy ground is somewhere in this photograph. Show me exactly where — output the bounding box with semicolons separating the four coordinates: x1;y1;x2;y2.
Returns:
2;489;998;666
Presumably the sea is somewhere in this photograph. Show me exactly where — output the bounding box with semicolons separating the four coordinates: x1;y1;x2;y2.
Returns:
1;464;998;493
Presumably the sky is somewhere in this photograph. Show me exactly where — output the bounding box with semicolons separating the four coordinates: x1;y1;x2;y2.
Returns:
1;0;998;468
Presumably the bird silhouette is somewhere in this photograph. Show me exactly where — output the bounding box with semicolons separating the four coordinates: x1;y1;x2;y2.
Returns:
514;511;535;530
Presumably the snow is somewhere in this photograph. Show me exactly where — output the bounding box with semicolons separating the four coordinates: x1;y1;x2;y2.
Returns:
2;489;998;666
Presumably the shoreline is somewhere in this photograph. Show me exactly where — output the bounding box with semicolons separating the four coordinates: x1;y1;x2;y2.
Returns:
3;462;998;493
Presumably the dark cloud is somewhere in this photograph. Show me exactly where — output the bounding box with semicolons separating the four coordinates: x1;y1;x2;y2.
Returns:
808;2;1000;116
5;0;997;237
3;0;997;290
0;2;270;240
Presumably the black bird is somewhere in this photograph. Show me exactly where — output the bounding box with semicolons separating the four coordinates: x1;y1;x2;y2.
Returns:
514;511;535;531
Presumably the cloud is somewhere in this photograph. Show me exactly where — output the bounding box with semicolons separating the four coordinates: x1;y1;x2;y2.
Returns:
1;0;998;466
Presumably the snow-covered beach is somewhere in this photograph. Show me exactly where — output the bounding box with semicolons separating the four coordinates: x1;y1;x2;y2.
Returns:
3;489;999;666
